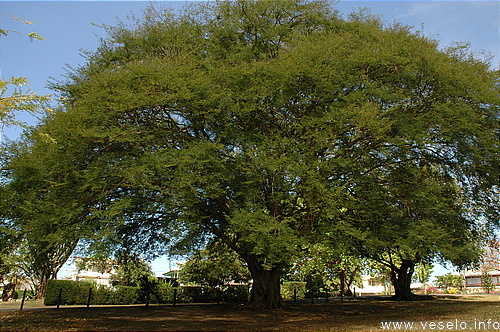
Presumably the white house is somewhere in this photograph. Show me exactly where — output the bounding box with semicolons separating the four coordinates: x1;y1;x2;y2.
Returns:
354;275;389;296
463;270;500;293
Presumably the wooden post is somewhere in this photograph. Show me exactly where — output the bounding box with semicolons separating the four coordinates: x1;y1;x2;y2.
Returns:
173;288;177;306
57;288;62;309
325;287;329;303
293;288;297;304
19;289;27;311
87;288;92;308
311;289;314;304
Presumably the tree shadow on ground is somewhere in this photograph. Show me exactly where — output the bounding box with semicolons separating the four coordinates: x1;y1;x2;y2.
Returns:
2;297;499;331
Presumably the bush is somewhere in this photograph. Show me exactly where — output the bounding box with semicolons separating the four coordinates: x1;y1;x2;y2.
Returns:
15;289;35;300
177;285;249;303
45;280;88;305
44;280;141;306
44;279;249;306
151;282;175;304
225;285;249;303
281;282;307;300
114;286;141;305
445;287;458;294
180;286;219;303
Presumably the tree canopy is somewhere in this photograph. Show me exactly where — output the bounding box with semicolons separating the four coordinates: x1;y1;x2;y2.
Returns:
1;0;498;307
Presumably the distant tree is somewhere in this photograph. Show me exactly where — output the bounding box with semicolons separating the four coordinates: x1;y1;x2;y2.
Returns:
180;241;250;288
413;263;434;285
481;272;495;294
412;262;434;295
285;244;362;297
110;253;155;287
0;230;27;301
435;273;463;289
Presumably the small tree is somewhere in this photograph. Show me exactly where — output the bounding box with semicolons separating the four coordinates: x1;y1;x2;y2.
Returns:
180;241;250;288
435;273;463;290
413;263;434;295
481;272;495;294
110;253;155;287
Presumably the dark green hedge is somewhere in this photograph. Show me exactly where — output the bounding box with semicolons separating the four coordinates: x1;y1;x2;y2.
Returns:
44;280;140;306
44;280;249;306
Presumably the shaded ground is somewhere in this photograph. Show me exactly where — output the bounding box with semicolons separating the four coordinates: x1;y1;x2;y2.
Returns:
1;295;499;331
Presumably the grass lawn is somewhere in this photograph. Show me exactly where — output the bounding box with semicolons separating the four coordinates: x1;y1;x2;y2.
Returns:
1;294;499;331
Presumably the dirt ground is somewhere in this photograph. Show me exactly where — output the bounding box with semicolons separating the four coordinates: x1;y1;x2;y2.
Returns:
1;295;499;331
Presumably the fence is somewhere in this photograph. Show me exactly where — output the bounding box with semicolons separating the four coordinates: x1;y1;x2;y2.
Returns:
44;279;249;307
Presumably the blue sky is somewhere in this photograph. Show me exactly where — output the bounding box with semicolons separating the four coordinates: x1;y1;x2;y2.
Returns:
1;0;499;278
1;1;498;139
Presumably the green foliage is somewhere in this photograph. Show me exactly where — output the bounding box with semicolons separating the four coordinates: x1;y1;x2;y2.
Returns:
180;241;250;287
153;282;175;304
3;0;498;306
286;244;362;295
481;272;495;294
0;77;50;130
413;263;434;284
178;285;249;303
110;254;155;287
435;273;463;289
281;281;307;300
44;279;141;306
0;12;45;41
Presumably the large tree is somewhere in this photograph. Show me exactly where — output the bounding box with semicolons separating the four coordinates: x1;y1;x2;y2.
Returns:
3;0;498;307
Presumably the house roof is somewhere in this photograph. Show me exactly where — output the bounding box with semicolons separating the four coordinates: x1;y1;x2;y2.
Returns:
463;270;500;277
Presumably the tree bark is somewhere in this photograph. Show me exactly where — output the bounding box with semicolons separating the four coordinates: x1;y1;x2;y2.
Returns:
245;254;284;308
36;273;49;299
390;260;421;301
35;265;56;299
1;283;16;301
339;270;354;296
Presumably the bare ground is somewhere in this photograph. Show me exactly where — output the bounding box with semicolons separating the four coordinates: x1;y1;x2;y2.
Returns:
1;295;499;331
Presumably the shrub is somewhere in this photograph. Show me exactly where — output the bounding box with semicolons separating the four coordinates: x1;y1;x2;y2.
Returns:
225;285;249;303
445;287;458;294
281;282;307;300
151;282;174;304
44;280;141;306
181;286;219;303
44;279;248;306
114;286;141;305
44;279;93;305
15;289;35;300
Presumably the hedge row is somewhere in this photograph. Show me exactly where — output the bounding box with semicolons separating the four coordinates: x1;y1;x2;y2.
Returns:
44;280;141;306
44;280;249;306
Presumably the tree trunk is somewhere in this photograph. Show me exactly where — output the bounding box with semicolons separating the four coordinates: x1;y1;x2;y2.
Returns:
2;283;16;301
339;270;353;296
245;255;284;308
390;260;420;301
36;274;49;299
35;265;56;299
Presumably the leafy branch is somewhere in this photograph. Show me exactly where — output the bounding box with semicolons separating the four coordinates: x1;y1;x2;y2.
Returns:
0;12;44;41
